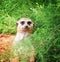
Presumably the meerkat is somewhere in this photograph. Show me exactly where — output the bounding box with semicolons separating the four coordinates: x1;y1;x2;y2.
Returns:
10;18;35;62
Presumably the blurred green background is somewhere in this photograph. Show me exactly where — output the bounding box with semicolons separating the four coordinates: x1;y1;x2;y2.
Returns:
0;0;60;62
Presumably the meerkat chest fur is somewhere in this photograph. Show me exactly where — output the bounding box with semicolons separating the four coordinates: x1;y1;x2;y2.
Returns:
13;32;30;45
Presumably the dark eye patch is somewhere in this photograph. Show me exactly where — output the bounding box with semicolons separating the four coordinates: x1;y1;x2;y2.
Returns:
27;21;32;25
20;21;25;25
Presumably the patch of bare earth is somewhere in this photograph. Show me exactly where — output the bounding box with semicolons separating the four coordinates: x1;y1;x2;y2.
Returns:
0;34;15;62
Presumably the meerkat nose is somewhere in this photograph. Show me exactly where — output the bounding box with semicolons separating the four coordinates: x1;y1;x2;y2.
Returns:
25;26;28;29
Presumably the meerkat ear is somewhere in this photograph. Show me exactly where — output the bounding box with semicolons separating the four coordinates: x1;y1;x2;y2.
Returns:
33;22;34;27
16;22;18;26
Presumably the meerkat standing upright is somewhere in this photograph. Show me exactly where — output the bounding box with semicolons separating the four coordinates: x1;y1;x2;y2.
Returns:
11;18;34;62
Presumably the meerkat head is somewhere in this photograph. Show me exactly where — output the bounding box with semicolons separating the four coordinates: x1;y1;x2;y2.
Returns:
16;18;34;33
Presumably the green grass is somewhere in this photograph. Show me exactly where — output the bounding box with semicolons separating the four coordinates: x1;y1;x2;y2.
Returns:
0;0;60;62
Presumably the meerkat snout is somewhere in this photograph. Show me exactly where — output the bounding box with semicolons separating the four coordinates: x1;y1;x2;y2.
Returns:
25;25;28;29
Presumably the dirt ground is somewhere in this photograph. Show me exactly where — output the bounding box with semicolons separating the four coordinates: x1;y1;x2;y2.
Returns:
0;34;15;57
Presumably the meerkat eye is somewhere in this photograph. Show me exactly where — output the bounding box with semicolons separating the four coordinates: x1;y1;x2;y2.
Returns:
20;21;25;25
27;21;32;25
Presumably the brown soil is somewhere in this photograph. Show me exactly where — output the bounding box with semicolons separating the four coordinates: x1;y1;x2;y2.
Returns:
0;34;15;58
